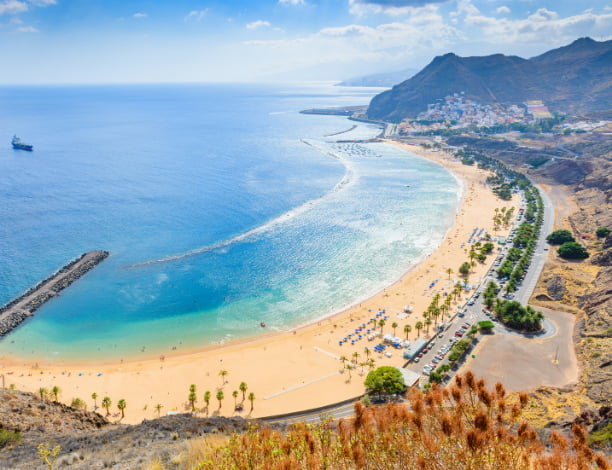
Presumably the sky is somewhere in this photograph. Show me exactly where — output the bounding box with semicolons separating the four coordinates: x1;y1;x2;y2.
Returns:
2;0;611;84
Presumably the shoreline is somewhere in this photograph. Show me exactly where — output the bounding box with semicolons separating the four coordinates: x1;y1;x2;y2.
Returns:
0;143;519;424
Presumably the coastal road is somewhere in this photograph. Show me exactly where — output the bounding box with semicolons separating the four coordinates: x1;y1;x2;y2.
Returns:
515;185;554;305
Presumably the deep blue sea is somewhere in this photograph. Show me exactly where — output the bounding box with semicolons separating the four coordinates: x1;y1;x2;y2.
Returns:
0;83;460;361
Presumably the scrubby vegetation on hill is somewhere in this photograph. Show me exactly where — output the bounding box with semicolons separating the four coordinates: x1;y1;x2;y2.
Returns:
187;373;610;470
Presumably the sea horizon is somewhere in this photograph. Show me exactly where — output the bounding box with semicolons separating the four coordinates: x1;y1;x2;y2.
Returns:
0;82;460;362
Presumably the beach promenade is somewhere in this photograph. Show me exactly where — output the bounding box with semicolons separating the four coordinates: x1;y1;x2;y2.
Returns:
0;146;529;424
0;251;109;336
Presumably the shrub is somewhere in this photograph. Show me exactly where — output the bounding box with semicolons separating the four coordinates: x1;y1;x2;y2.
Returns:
0;429;22;448
596;227;611;238
546;229;575;245
557;241;589;260
364;366;406;397
478;320;495;331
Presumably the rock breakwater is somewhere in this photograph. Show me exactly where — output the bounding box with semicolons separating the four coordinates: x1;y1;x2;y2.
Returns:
0;250;109;337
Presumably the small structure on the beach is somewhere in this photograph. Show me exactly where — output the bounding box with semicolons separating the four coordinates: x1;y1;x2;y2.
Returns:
403;305;413;313
403;337;428;359
397;367;420;388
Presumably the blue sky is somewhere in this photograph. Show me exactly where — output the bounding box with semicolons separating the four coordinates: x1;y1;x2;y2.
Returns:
2;0;611;84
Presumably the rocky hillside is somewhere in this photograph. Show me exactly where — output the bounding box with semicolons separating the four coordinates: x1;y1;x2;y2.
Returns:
367;37;612;121
0;389;251;469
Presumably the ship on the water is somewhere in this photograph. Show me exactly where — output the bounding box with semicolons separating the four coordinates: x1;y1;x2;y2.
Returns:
11;135;33;151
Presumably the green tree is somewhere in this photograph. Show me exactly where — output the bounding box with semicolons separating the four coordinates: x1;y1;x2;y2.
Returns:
204;391;211;413
596;227;610;238
391;322;398;336
188;392;197;412
51;386;61;402
102;396;112;416
415;321;423;337
239;382;248;401
557;241;589;259
91;392;98;410
546;229;575;245
364;366;406;398
459;262;471;276
38;387;48;402
117;399;126;418
446;267;453;280
232;390;238;407
37;443;61;470
248;392;255;412
155;403;163;418
378;318;386;334
216;390;224;410
219;370;228;386
403;324;411;340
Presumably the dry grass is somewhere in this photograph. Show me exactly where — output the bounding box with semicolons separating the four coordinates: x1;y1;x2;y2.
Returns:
189;372;610;470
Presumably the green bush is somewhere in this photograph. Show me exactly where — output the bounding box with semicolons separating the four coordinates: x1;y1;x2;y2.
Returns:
478;320;495;331
557;241;589;260
546;229;575;245
596;227;610;238
0;429;22;448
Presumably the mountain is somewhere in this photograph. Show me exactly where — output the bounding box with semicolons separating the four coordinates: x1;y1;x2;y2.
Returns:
367;38;612;122
336;68;418;87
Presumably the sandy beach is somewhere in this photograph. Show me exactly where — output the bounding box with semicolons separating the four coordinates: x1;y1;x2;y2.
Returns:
0;142;519;424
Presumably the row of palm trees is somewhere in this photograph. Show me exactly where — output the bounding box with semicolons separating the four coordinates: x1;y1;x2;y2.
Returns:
187;379;255;415
38;388;127;419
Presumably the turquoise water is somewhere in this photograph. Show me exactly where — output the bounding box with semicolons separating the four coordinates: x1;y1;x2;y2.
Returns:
0;83;460;361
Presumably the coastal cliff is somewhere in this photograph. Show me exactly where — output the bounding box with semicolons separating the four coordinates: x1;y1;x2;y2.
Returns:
0;250;109;337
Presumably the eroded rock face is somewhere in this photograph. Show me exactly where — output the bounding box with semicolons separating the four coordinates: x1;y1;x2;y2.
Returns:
547;275;567;301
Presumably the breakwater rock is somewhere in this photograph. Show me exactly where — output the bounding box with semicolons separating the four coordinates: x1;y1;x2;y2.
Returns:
0;250;109;337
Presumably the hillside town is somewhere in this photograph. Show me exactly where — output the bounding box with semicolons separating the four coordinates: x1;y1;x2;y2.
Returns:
397;93;547;135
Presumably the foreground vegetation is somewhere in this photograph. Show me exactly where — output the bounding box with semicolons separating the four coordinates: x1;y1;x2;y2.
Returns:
186;373;610;470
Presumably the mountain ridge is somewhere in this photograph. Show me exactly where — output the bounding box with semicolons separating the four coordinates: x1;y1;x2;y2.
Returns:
367;37;612;122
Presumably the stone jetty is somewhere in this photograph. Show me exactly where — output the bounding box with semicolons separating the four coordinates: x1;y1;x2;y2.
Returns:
0;250;109;337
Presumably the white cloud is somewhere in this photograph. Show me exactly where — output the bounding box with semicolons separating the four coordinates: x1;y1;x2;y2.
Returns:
278;0;304;4
246;20;271;30
9;16;22;23
184;9;208;22
133;12;147;19
496;6;510;15
0;0;28;15
17;25;38;32
349;0;449;16
28;0;55;6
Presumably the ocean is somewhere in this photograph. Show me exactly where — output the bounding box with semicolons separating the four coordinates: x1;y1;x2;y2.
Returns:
0;83;460;361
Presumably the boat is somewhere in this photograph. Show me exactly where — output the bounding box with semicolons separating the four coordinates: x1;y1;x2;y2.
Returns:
11;135;33;151
260;322;266;328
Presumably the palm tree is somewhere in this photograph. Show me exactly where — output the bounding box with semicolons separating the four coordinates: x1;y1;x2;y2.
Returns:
248;392;255;412
391;322;398;336
339;355;348;371
425;318;432;334
367;358;376;370
239;382;248;401
415;321;423;337
352;351;360;364
232;390;238;408
378;318;385;334
345;364;354;381
38;387;48;401
91;392;98;409
404;324;412;340
117;399;126;419
446;267;453;280
155;403;163;418
363;347;371;360
188;392;197;412
216;390;224;410
102;396;112;416
51;385;61;402
219;370;228;386
189;383;197;394
204;391;211;413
